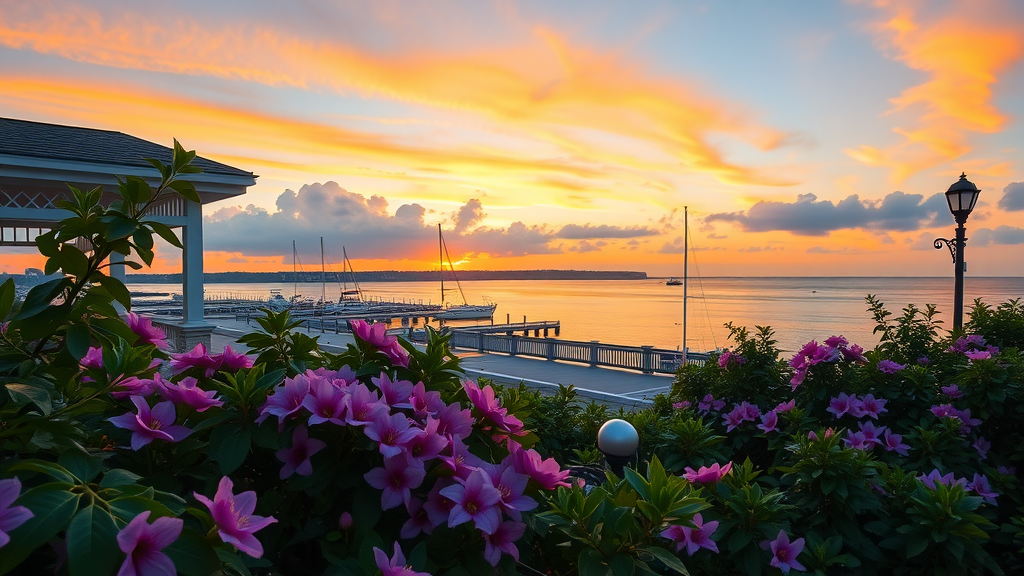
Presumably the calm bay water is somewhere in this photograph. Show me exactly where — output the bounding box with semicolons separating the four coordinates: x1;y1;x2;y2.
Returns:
129;277;1024;354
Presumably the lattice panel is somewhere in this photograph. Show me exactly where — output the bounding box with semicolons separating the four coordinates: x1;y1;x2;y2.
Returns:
0;189;64;209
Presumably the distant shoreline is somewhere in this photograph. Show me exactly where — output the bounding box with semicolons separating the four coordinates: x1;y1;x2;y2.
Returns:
123;270;649;283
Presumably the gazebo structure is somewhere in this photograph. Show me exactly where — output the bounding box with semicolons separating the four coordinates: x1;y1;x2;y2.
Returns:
0;117;257;350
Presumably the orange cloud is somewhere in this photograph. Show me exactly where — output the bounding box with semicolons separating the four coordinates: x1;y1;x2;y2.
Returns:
848;2;1024;181
0;2;798;187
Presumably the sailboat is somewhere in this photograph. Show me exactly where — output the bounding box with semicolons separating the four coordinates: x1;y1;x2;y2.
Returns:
433;224;497;321
335;246;368;311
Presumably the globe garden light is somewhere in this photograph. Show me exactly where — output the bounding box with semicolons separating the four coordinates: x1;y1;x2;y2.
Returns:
934;173;981;332
597;419;639;477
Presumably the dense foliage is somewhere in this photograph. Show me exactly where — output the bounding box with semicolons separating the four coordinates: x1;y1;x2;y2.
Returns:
1;142;1022;575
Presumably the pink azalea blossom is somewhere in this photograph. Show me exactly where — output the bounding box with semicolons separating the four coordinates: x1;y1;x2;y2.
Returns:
80;346;104;370
463;380;525;440
344;383;388;427
382;343;411;368
400;498;434;539
858;394;888;419
965;349;992;361
364;411;420;459
918;469;966;490
193;477;277;558
373;372;414;409
824;335;848;348
111;376;160;400
775;399;796;413
406;418;447;462
257;374;310;424
683;462;733;484
506;442;571;490
697;394;725;413
302;379;348;426
365;454;426;510
485;464;538;521
440;468;503;534
877;360;906;374
762;530;806;574
158;376;223;412
948;334;986;354
410;382;444;418
212;346;253;372
826;393;863;419
0;478;33;549
169;343;220;377
435;402;474;439
758;411;778;434
440;435;487;480
115;510;182;576
972;437;990;460
661;513;720;556
917;356;931;365
483;521;527;566
718;351;745;368
424;479;458;528
967;474;998;505
857;421;886;446
109;396;192;451
723;409;745;432
351;319;397;348
124;313;168;349
882;430;911;456
373;542;430;576
673;401;692;410
276;425;327;479
941;385;963;399
843;431;872;451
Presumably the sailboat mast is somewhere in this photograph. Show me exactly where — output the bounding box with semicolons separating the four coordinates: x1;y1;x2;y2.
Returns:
682;206;688;366
292;240;297;300
320;236;326;309
438;223;444;305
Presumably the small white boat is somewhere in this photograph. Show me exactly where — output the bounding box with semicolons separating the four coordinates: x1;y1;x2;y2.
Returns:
666;277;683;286
434;224;496;321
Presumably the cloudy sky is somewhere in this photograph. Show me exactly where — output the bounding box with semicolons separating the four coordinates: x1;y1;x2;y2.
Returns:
2;0;1023;276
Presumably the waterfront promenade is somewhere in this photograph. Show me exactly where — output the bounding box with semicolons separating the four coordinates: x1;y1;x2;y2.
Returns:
209;316;673;409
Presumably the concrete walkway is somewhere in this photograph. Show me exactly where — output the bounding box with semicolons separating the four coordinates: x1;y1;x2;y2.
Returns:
209;316;672;409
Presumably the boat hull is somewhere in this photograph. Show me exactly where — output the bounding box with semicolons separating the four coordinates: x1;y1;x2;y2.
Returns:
433;304;497;320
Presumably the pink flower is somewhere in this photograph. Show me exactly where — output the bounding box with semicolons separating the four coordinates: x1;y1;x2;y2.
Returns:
918;469;965;490
424;479;458;528
877;359;906;374
917;356;931;365
115;511;182;576
949;334;986;354
373;372;414;409
80;346;104;370
967;474;998;505
485;464;539;521
941;385;963;399
673;401;692;410
257;374;310;424
723;409;745;432
882;430;911;456
683;462;732;485
758;411;778;433
193;477;277;558
435;402;474;439
364;411;420;459
661;513;720;556
698;394;725;413
212;346;252;372
276;425;327;479
410;382;443;418
169;343;220;377
826;393;863;419
302;379;348;426
483;521;527;566
440;435;487;480
112;376;160;400
440;468;503;534
842;431;872;451
965;349;992;361
350;320;396;348
972;437;990;460
373;542;430;576
775;399;796;413
763;530;806;574
124;313;168;349
857;421;886;446
463;380;525;440
406;418;448;462
824;335;848;348
158;376;223;412
507;442;571;490
109;396;192;451
344;383;388;426
0;478;33;549
858;394;887;419
382;343;411;368
400;498;433;539
718;351;745;368
365;454;426;510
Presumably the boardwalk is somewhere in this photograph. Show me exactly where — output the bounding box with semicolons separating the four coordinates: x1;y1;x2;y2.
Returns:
208;316;673;409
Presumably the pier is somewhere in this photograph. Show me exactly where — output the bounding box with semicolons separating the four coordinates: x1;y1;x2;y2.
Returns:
453;320;561;337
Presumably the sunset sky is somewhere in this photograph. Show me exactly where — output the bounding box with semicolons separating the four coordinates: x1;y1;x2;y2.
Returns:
2;0;1023;277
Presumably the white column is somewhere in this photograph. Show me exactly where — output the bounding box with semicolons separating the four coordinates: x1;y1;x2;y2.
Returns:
109;251;127;313
182;200;205;325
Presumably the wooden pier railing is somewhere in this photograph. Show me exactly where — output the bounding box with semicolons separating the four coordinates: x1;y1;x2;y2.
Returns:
443;331;706;374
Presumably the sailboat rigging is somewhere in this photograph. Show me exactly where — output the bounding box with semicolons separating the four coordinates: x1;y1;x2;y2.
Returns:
433;224;497;321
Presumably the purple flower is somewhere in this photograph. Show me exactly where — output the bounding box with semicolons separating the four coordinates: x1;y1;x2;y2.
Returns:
967;474;998;505
351;319;397;348
374;372;414;409
949;334;986;354
212;346;252;372
435;401;474;439
483;521;527;566
507;442;571;490
877;360;906;375
463;380;525;440
440;468;503;534
410;382;443;418
917;356;931;366
763;530;806;574
931;404;957;418
80;346;104;370
193;477;277;558
257;373;309;424
441;436;487;480
485;464;538;521
723;408;745;432
115;510;182;576
0;478;33;549
824;335;848;348
344;383;387;427
683;462;732;485
758;411;778;434
661;513;720;556
111;376;160;400
424;479;457;528
882;430;911;456
775;399;796;413
697;394;724;413
941;385;963;399
400;498;434;539
972;437;990;460
857;421;886;446
302;379;348;426
406;417;448;462
965;349;992;361
918;469;966;490
858;394;887;419
673;400;692;410
158;377;223;412
364;411;420;459
169;343;220;377
109;396;192;451
124;313;168;349
842;431;872;451
827;393;863;419
276;425;327;479
365;454;426;510
373;542;430;576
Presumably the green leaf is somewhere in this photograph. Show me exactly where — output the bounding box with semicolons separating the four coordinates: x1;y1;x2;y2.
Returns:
66;322;91;360
0;484;80;575
166;528;221;576
108;497;177;526
60;244;90;277
104;215;138;240
4;384;53;416
642;546;690;575
67;505;120;576
210;425;251;475
8;460;75;483
99;468;143;489
122;175;153;204
146;221;183;249
13;277;69;320
0;278;15;319
58;451;102;484
167;179;201;204
97;275;132;310
133;227;154;251
578;549;611;576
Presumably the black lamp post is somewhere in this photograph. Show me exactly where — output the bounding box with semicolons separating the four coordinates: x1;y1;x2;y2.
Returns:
934;173;981;332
